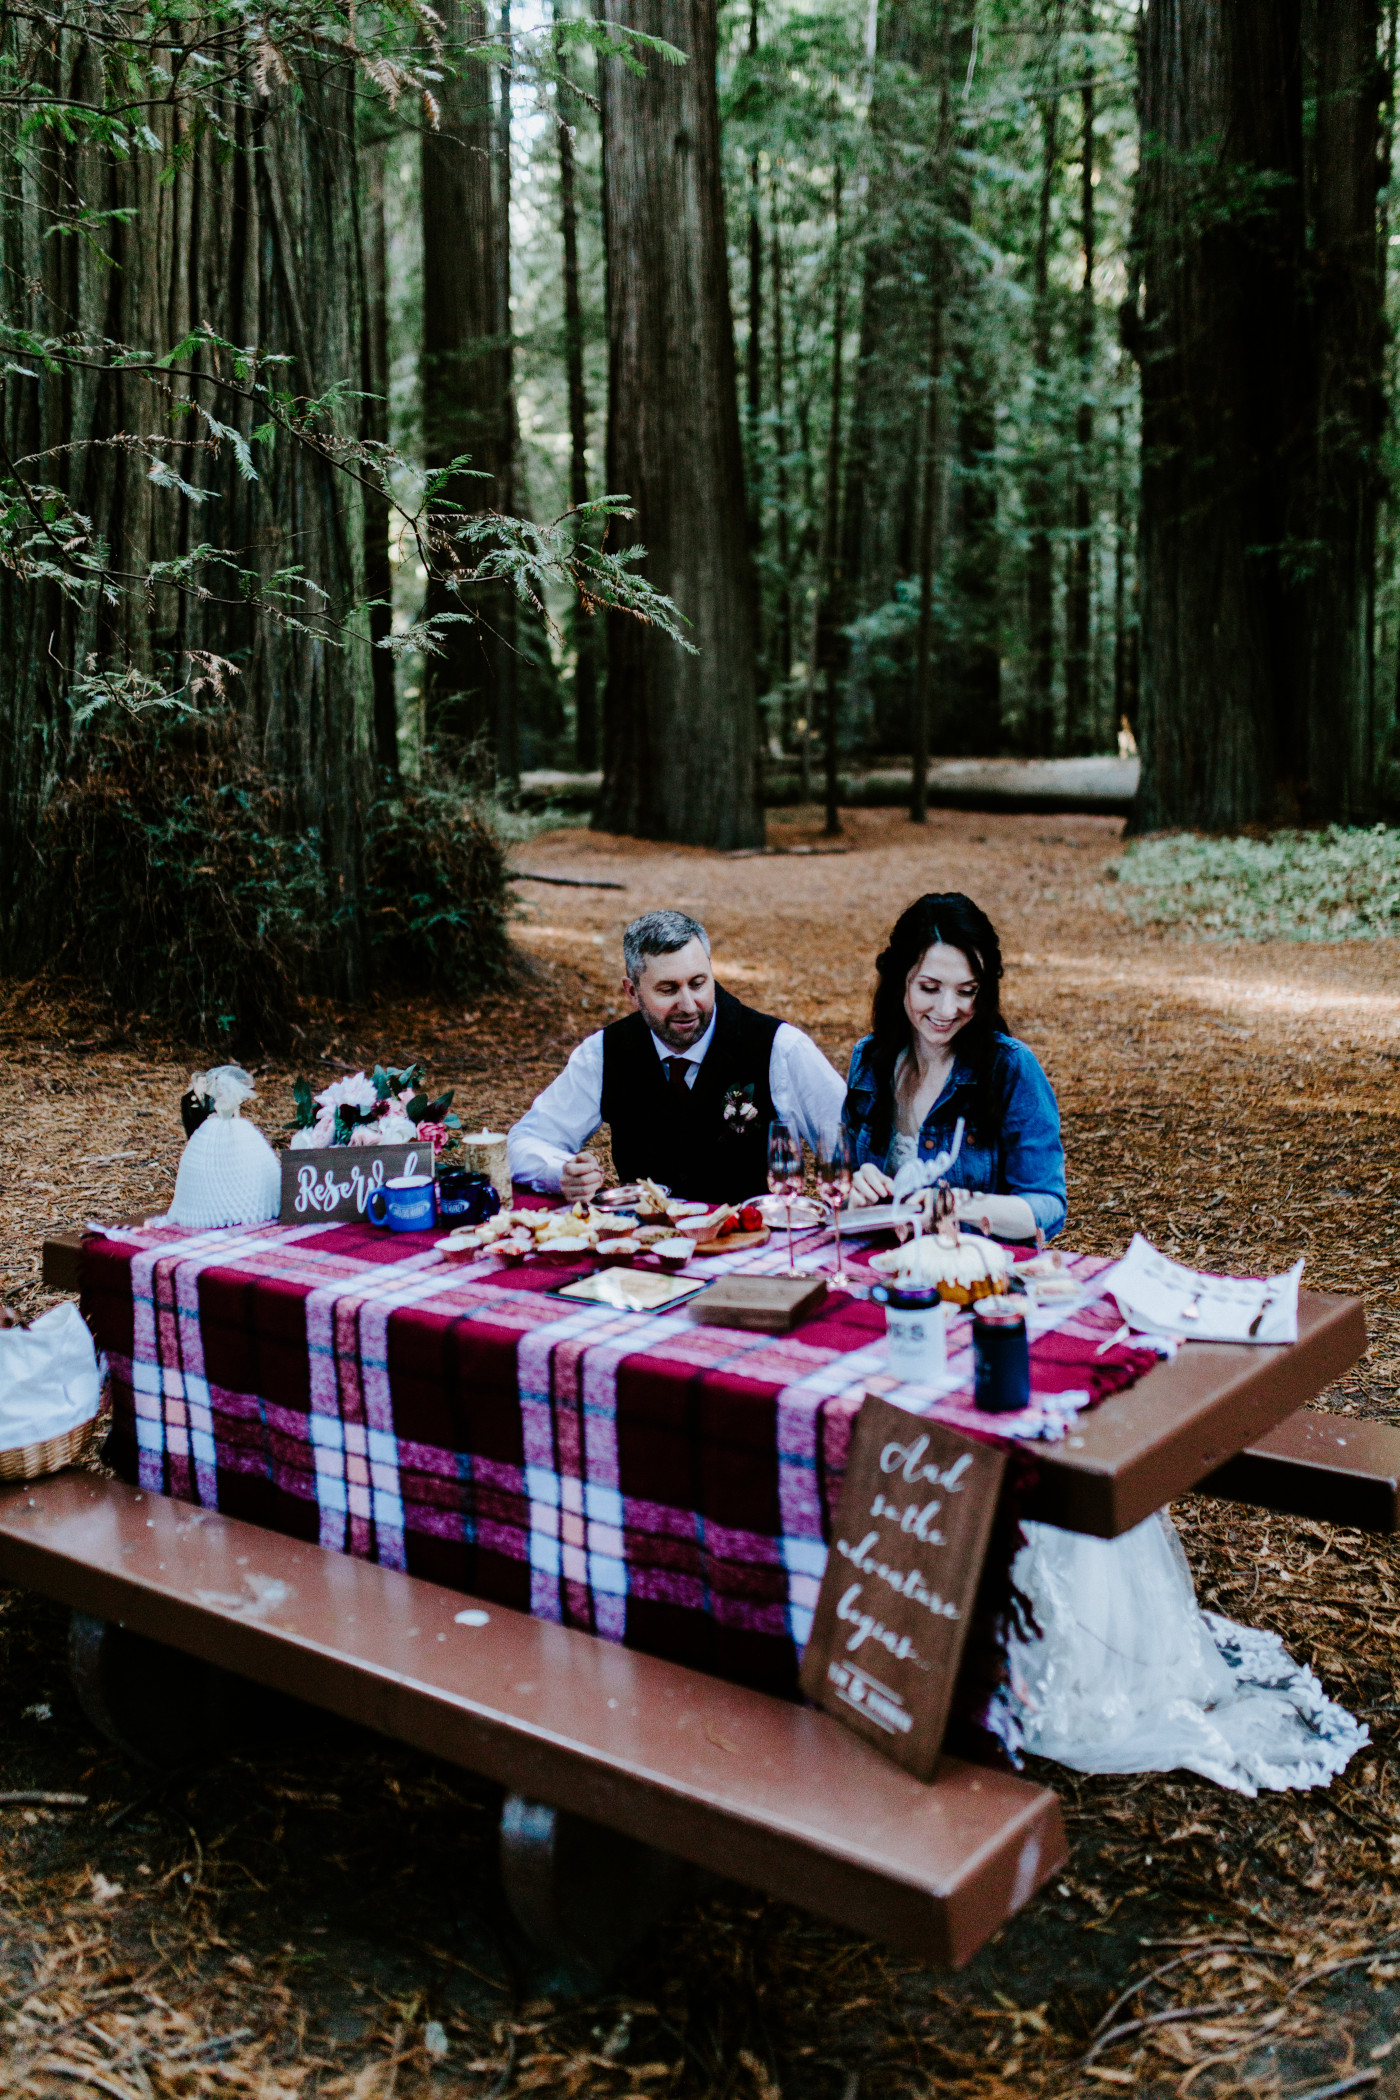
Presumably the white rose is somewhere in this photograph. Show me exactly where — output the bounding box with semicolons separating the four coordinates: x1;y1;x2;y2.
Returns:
314;1071;379;1116
290;1117;336;1150
375;1113;418;1144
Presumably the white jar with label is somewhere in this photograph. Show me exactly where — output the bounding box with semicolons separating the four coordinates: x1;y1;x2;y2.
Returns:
873;1281;948;1385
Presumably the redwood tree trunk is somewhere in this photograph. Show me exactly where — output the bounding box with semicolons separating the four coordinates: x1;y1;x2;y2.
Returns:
421;0;506;756
0;36;374;996
1292;0;1383;813
1064;10;1095;754
362;136;400;784
1136;0;1381;827
1025;72;1060;758
555;22;599;770
595;0;762;847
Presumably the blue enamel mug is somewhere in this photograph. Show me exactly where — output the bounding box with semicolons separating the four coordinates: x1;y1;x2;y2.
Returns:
366;1173;437;1232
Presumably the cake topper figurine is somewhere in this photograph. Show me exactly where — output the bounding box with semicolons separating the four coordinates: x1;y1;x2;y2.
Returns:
891;1116;966;1245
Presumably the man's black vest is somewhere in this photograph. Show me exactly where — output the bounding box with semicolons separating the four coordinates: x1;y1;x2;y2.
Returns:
599;984;781;1204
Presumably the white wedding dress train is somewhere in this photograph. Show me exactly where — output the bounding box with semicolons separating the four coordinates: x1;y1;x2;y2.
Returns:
997;1511;1367;1796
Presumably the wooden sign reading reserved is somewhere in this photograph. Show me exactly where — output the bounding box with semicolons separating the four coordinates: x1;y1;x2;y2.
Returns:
278;1143;434;1225
799;1395;1007;1780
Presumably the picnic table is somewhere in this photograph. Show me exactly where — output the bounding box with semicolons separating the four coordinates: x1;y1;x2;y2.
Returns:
0;1209;1388;1987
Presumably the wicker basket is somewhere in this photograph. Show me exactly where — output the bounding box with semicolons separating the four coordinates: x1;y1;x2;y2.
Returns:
0;1405;111;1484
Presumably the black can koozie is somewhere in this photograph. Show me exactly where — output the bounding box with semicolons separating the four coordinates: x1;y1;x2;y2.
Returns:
973;1300;1030;1414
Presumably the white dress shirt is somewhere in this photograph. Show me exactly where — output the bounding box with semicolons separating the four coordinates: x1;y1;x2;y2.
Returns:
507;1011;848;1194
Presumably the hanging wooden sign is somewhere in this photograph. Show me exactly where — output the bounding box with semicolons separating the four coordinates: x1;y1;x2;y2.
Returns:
799;1395;1007;1780
278;1143;435;1226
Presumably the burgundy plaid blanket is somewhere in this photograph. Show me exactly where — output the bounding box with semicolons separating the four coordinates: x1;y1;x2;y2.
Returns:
81;1218;1158;1699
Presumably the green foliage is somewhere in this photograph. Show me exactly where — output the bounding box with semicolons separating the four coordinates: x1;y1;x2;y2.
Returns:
364;778;514;997
1114;828;1400;942
25;724;331;1046
18;728;519;1046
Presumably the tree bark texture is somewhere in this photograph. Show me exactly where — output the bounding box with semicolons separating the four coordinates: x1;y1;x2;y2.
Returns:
1064;13;1095;754
420;0;508;755
596;0;762;847
820;168;847;839
840;0;974;761
495;0;520;783
1297;0;1383;813
362;137;401;784
1137;0;1382;828
770;223;794;694
839;0;942;646
1024;67;1060;758
556;32;600;770
0;37;373;992
948;348;1001;752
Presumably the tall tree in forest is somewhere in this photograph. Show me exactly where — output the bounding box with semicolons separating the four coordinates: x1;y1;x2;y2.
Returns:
1135;0;1384;827
362;132;401;785
746;0;765;619
420;0;510;763
554;10;600;768
840;0;939;668
1064;0;1095;753
0;44;377;997
816;164;848;836
495;0;521;784
595;0;762;848
770;221;795;692
1024;15;1062;758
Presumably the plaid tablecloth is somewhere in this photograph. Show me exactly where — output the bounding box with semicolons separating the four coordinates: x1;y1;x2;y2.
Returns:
81;1216;1158;1698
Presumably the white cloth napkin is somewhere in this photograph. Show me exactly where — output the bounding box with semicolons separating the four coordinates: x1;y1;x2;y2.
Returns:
0;1303;103;1450
1099;1233;1302;1345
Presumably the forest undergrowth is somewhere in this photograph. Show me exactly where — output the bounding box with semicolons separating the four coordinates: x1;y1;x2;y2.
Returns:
2;807;1400;2100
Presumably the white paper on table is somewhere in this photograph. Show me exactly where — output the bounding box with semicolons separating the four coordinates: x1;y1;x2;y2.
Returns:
1098;1234;1302;1345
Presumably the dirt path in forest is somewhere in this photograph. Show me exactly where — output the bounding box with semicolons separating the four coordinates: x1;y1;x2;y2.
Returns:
3;806;1400;2099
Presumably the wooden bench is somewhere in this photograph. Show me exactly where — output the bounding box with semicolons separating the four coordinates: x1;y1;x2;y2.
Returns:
1201;1406;1400;1533
0;1472;1066;1976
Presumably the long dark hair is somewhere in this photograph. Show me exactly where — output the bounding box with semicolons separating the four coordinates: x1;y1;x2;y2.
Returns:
866;893;1009;1146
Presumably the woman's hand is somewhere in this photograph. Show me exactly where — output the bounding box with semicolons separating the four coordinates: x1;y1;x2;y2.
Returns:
850;1162;894;1208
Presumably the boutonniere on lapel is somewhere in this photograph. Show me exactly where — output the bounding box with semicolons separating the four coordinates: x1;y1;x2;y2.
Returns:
721;1082;759;1133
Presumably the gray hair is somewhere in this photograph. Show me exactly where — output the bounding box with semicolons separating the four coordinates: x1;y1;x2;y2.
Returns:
622;909;710;983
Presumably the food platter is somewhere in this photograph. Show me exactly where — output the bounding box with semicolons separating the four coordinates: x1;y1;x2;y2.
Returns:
439;1188;781;1274
693;1226;770;1257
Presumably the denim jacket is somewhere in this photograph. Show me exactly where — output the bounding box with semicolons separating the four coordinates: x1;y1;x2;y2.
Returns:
843;1031;1068;1238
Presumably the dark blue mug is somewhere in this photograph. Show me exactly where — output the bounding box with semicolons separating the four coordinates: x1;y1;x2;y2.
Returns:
436;1169;501;1225
366;1173;437;1233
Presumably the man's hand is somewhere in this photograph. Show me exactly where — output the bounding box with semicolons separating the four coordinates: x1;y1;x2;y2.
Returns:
850;1162;894;1208
560;1152;605;1203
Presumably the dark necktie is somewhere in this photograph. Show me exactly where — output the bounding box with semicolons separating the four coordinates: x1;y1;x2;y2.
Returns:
665;1057;691;1098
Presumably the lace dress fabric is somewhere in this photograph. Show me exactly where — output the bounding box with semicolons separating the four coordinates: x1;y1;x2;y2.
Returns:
887;1130;920;1175
998;1511;1367;1796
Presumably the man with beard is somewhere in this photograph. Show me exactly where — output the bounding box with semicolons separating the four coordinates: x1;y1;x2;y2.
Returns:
507;909;846;1204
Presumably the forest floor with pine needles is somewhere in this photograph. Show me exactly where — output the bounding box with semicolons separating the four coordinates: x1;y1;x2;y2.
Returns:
3;805;1400;2100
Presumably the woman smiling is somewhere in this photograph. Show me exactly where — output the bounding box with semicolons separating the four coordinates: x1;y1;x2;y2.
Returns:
844;892;1066;1240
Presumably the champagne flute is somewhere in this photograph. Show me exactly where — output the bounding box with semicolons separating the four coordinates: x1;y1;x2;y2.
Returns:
767;1120;804;1274
816;1128;854;1281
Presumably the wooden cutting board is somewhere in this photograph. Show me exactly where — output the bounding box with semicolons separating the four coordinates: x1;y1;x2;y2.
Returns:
688;1273;827;1332
692;1226;771;1257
